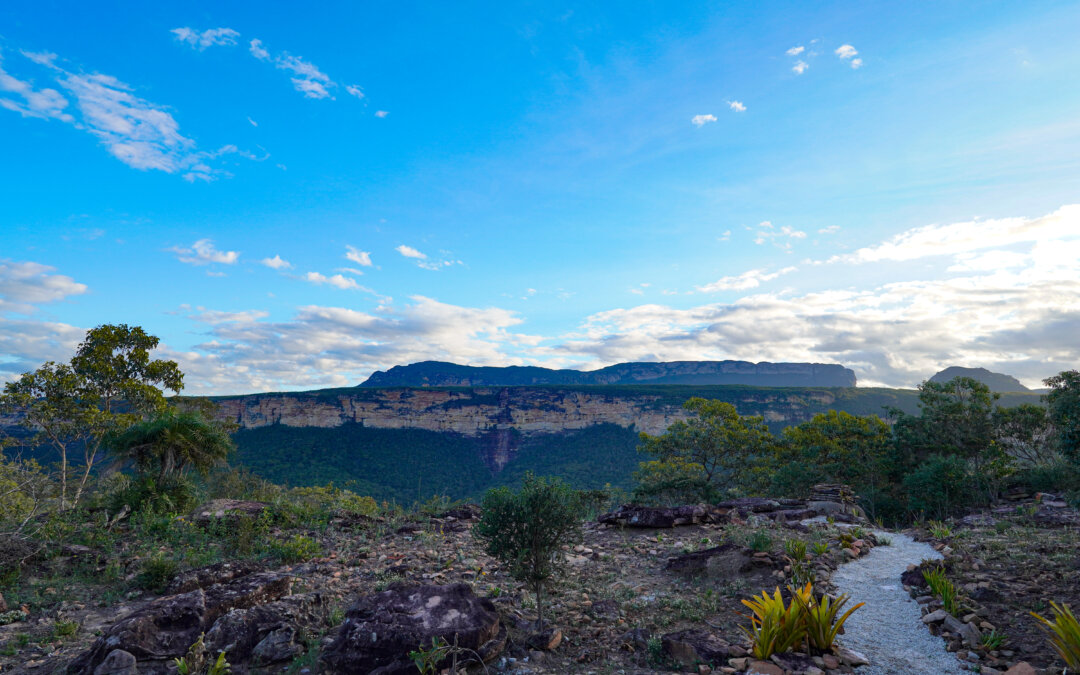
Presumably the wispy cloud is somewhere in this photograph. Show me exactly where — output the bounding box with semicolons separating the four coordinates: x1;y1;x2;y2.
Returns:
304;272;360;290
260;255;292;270
345;245;373;267
396;245;427;259
171;27;240;51
0;259;88;315
728;101;746;112
375;110;389;118
170;239;240;266
0;48;248;181
189;308;268;324
248;39;270;60
786;46;805;56
345;85;364;99
818;225;841;234
751;221;807;251
696;266;796;292
246;38;336;99
792;60;809;75
691;114;717;127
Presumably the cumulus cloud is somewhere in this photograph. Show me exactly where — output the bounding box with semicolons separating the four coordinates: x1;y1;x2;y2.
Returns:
0;48;248;180
691;114;717;127
171;27;240;50
786;46;805;56
170;239;240;266
345;246;372;267
0;260;88;315
850;58;863;69
697;266;797;292
792;60;809;75
729;101;746;112
304;272;360;290
260;255;292;270
396;245;427;259
835;44;859;60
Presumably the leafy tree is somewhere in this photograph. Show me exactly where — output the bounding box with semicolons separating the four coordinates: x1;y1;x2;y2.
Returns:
633;456;711;505
473;474;582;629
0;324;183;508
636;398;774;502
1045;370;1080;466
992;404;1052;466
771;410;891;505
903;454;973;519
107;409;233;483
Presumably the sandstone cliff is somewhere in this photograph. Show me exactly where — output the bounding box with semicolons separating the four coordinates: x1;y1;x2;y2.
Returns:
361;360;857;388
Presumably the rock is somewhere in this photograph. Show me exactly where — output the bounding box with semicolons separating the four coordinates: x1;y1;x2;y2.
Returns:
439;503;481;520
598;504;720;528
745;660;784;675
0;592;6;613
67;572;295;674
1003;663;1037;675
92;650;137;675
665;543;752;578
251;626;303;665
205;591;330;664
528;626;562;651
619;627;651;652
728;657;748;670
822;653;840;669
714;498;781;513
190;499;269;523
320;583;505;674
944;614;982;648
166;560;263;595
834;646;870;667
922;609;948;623
661;630;731;667
770;651;817;672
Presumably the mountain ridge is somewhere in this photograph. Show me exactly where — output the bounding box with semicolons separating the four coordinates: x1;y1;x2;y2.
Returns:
929;366;1031;392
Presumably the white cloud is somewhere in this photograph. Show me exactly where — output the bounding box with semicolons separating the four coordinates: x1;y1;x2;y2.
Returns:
417;260;462;271
792;60;809;75
835;44;859;60
786;46;805;56
345;85;364;99
729;101;746;112
345;245;373;266
246;39;339;100
697;266;796;292
836;204;1080;264
336;267;368;276
0;48;248;180
375;110;389;118
818;225;841;234
190;308;268;324
171;27;240;50
691;114;717;127
850;58;863;69
752;221;807;250
249;39;271;60
0;260;88;315
396;245;427;259
170;239;240;266
718;230;731;241
304;272;360;290
260;255;292;270
247;116;258;126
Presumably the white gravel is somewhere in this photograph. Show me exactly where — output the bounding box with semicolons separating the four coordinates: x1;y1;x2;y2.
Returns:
831;531;968;675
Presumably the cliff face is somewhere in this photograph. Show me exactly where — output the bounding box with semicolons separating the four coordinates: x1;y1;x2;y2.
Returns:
213;386;840;438
361;360;857;388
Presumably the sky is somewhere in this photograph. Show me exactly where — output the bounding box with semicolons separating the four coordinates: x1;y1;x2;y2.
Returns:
2;1;1079;394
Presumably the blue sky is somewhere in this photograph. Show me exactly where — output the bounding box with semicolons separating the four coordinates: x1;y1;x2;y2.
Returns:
2;1;1080;394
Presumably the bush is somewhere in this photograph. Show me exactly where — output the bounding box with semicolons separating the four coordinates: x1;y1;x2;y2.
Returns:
137;554;179;592
738;585;808;659
473;474;582;627
903;455;974;519
270;534;322;563
106;475;198;515
794;587;863;651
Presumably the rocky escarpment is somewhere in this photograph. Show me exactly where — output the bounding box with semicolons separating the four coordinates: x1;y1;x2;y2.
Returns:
361;360;857;388
212;386;842;439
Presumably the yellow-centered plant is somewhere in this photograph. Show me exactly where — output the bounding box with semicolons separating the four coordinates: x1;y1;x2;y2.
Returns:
1031;602;1080;669
738;584;811;659
795;587;865;651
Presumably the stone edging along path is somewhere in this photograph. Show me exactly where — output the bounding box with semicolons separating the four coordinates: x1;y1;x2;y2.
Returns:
831;531;967;675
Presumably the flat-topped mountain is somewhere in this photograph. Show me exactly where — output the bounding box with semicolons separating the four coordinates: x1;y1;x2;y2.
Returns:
360;359;858;388
929;366;1030;392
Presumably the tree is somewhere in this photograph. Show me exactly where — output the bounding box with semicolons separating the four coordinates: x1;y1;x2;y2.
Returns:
1045;370;1080;466
0;324;184;508
107;409;233;483
771;411;891;504
473;474;582;629
636;398;774;502
992;404;1052;466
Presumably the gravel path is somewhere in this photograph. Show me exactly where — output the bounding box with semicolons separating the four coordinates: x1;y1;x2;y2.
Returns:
831;531;967;674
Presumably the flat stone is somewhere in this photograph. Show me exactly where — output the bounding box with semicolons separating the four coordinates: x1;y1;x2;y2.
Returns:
746;660;784;675
1003;662;1037;675
922;609;948;623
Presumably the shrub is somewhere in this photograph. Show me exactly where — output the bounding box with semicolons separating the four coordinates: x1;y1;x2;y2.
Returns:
923;566;961;615
927;521;952;539
794;587;864;651
1031;602;1080;669
904;455;974;519
784;539;807;562
748;530;772;552
473;474;582;628
137;554;179;592
107;475;198;515
811;542;829;557
738;585;809;659
271;534;322;563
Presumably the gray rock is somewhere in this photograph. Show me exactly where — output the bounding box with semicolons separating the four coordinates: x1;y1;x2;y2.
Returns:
92;650;137;675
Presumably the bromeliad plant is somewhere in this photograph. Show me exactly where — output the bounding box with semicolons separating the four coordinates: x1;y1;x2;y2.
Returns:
738;583;864;659
922;566;961;615
1031;602;1080;669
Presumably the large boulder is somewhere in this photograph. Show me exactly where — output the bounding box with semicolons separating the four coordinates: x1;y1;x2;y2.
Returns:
190;499;269;524
665;542;752;578
598;504;720;528
660;629;731;667
67;572;295;674
321;583;506;674
714;497;781;513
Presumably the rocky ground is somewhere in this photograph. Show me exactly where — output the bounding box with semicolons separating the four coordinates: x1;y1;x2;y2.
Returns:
0;492;1074;674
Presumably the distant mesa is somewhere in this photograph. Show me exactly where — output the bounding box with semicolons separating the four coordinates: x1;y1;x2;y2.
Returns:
360;360;857;388
928;366;1030;392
